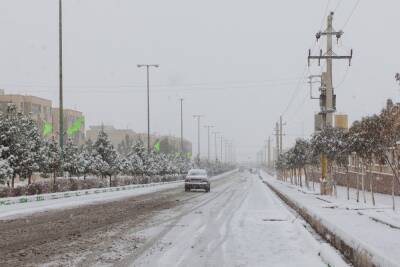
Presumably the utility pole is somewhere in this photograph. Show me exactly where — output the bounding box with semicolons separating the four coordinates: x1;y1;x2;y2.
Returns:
308;11;353;194
179;98;184;153
204;125;214;161
212;131;219;162
267;136;271;168
137;64;159;152
193;115;204;160
396;73;400;100
224;141;230;163
279;116;283;154
274;122;279;159
220;136;223;163
58;0;64;173
224;141;228;163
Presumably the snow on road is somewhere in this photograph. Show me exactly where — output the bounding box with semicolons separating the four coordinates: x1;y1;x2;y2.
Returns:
131;172;347;267
0;182;182;220
0;171;235;220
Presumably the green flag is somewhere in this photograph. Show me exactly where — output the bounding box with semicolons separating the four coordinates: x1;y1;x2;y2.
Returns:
67;116;84;136
154;139;160;151
43;122;52;136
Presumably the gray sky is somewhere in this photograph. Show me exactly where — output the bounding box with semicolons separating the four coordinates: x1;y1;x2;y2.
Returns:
0;0;399;161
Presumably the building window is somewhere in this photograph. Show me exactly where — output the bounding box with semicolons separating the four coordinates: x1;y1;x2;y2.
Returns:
31;104;41;114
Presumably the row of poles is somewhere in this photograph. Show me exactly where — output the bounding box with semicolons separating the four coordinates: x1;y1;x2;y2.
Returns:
58;1;233;165
263;12;353;194
192;115;235;163
261;116;284;169
58;0;161;155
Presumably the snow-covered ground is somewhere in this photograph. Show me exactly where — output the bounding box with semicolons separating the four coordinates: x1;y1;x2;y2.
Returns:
131;172;347;267
0;170;235;220
262;171;400;267
0;182;183;220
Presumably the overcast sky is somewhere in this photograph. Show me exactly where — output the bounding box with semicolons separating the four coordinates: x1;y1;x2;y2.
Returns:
0;0;399;161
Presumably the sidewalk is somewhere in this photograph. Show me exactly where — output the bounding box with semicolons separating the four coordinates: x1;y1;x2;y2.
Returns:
261;171;400;267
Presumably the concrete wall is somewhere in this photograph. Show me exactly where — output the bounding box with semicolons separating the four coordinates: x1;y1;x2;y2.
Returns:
307;168;400;195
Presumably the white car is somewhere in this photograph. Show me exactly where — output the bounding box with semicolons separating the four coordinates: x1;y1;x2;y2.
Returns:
185;169;210;192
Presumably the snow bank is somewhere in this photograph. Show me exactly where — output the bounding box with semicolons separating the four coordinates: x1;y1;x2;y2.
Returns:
261;171;400;267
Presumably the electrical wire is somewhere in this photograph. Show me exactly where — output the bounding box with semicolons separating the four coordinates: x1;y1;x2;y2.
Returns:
342;0;361;29
0;77;303;89
280;0;331;117
333;0;343;13
335;67;350;89
0;80;308;95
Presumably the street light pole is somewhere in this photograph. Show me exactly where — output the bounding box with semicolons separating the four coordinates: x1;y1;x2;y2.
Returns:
193;115;203;160
220;136;223;163
179;98;184;153
137;64;159;153
204;125;214;161
212;131;219;162
58;0;64;172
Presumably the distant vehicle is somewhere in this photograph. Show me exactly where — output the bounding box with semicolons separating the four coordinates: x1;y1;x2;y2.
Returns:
185;169;210;192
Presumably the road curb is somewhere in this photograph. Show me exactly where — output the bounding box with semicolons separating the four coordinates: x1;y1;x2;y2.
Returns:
262;176;397;267
0;170;237;207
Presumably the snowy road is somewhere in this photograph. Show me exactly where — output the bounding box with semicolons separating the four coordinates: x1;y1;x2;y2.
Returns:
0;171;347;266
129;172;346;267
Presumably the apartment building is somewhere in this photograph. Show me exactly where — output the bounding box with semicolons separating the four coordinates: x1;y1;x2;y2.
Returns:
52;108;85;145
0;91;52;131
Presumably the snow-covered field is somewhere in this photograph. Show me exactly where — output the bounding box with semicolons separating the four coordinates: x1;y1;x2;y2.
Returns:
262;171;400;267
131;172;347;267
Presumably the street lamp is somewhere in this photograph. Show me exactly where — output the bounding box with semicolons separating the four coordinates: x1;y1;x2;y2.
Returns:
58;0;64;175
137;64;159;152
193;115;204;160
212;131;219;162
179;98;184;153
204;125;214;161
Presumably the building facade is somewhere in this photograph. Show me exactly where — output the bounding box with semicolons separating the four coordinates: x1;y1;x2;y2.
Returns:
52;108;85;145
0;90;84;144
0;92;52;133
87;125;192;154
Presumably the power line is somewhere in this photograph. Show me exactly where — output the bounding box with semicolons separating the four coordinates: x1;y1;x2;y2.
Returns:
342;0;361;29
335;67;350;89
0;77;303;89
0;81;308;94
333;0;343;13
281;0;332;117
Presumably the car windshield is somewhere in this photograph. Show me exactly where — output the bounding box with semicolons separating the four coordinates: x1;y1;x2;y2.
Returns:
188;170;207;176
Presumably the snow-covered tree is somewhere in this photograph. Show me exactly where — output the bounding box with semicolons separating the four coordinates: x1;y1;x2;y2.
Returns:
93;130;120;186
0;106;42;186
63;138;80;177
127;140;147;176
292;138;312;188
0;146;13;185
40;138;62;184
